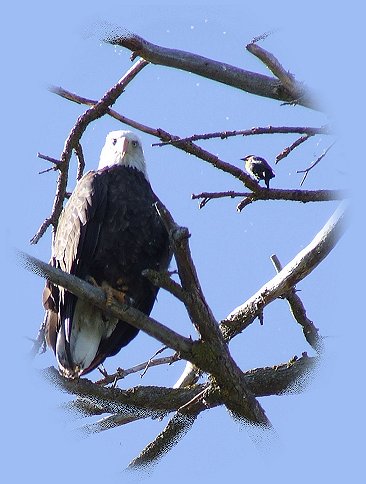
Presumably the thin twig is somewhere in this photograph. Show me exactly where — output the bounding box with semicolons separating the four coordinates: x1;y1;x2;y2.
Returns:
298;141;336;186
276;134;314;163
95;354;180;386
37;152;62;165
37;152;62;175
38;166;59;175
140;347;170;378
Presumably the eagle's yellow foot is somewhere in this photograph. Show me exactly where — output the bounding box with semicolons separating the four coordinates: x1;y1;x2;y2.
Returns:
86;276;99;287
86;277;129;307
101;281;129;307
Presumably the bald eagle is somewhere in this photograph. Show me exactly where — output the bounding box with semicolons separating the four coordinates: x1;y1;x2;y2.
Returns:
241;155;275;189
43;131;171;378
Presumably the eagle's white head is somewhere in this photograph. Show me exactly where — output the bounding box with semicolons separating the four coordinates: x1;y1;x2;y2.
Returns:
98;130;148;178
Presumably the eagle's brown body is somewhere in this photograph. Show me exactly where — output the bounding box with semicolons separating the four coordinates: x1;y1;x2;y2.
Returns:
43;131;171;378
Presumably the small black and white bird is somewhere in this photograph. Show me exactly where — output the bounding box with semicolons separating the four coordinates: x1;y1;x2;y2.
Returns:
241;155;275;189
43;130;172;378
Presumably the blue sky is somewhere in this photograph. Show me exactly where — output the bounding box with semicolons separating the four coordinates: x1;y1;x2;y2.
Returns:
2;1;363;483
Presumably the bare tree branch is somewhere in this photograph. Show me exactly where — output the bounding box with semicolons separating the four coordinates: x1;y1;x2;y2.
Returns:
74;141;86;181
191;188;347;209
127;387;215;470
220;204;347;341
155;201;272;426
30;58;149;244
50;85;260;190
246;42;305;104
47;354;317;418
37;152;62;166
27;31;348;471
43;366;204;414
298;141;336;186
270;254;323;352
82;413;159;435
21;253;194;357
104;29;318;109
142;269;187;304
173;361;201;389
95;354;180;386
153;125;329;146
77;353;317;460
276;134;314;163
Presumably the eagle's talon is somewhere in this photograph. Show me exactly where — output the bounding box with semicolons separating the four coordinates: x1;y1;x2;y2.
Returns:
102;281;129;307
86;276;99;287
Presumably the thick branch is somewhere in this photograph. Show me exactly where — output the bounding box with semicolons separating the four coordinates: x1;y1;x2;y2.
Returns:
155;201;221;342
127;386;216;470
142;269;187;303
128;413;198;470
43;367;204;414
105;30;317;109
220;204;347;341
246;43;305;104
58;354;317;450
46;354;317;416
155;201;271;426
21;253;194;357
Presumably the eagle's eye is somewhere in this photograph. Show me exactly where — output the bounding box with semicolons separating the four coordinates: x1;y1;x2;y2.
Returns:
112;138;117;146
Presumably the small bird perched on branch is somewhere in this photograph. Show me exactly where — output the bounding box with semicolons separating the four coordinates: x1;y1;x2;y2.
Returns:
241;155;275;188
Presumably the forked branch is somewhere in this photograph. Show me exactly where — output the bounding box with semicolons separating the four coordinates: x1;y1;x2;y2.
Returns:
104;29;318;109
221;204;347;341
30;58;148;244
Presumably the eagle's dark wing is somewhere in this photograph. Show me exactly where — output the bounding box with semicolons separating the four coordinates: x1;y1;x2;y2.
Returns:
43;170;107;351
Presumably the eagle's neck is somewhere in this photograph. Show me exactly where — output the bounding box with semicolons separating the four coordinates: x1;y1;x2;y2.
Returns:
98;155;148;180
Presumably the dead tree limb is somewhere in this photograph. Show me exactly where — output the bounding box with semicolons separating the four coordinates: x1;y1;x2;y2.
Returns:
221;204;347;341
104;29;318;109
270;254;323;352
30;58;148;244
21;253;194;357
153;125;329;146
191;188;347;209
